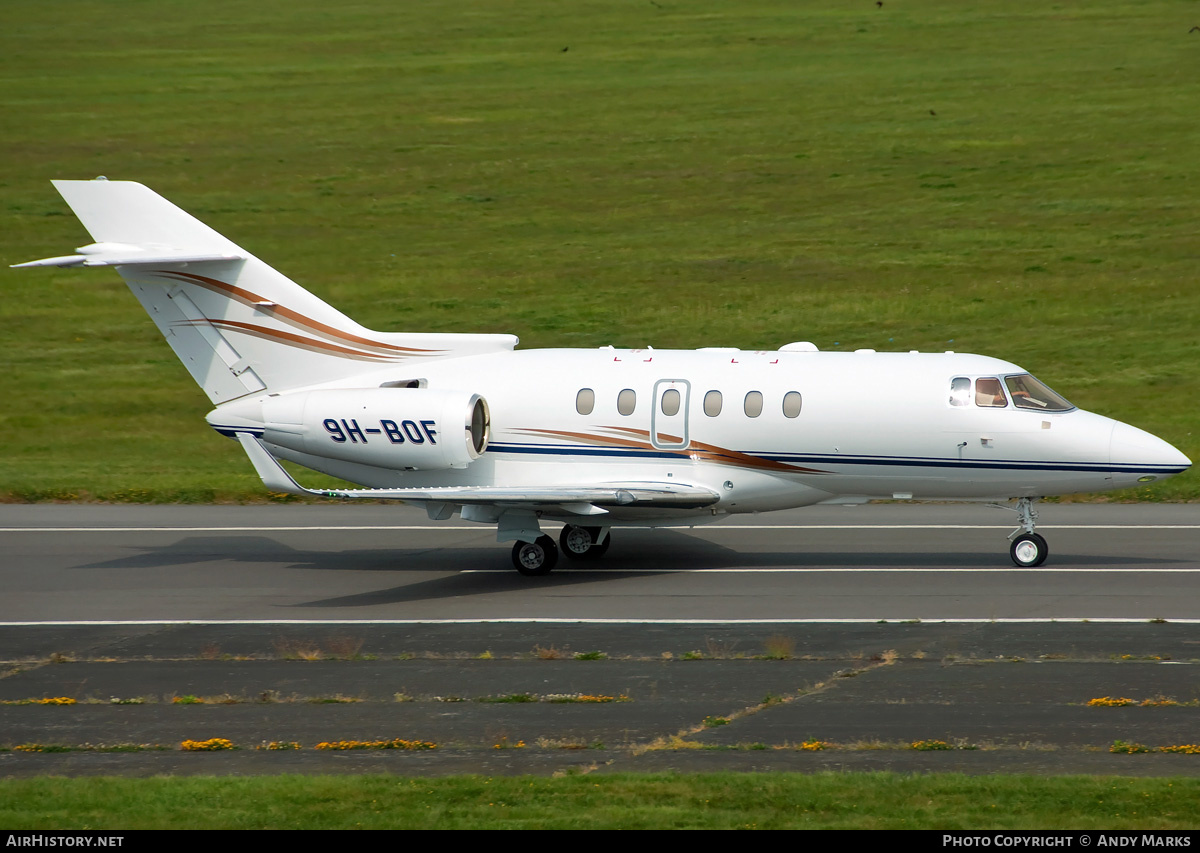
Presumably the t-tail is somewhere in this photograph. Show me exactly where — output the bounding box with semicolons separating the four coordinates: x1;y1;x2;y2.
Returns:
14;179;517;402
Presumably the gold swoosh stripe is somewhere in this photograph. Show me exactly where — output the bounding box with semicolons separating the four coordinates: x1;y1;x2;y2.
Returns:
176;319;403;362
156;270;444;356
601;426;821;473
514;427;658;451
513;427;830;475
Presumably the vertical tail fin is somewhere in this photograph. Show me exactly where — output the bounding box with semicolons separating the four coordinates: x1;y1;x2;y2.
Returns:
15;179;517;403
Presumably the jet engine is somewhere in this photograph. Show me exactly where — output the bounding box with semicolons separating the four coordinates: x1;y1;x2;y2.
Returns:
259;388;489;470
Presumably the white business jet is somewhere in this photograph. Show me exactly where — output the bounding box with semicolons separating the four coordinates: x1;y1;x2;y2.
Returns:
16;180;1191;574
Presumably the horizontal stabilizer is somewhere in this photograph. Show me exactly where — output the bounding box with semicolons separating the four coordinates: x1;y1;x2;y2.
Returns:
13;242;245;269
237;434;720;509
50;180;246;255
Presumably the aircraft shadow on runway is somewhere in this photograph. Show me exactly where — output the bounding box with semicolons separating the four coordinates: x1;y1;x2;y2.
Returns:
73;531;1182;610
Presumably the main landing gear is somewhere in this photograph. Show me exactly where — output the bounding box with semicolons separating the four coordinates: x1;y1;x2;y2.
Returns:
510;525;612;576
999;497;1049;568
512;535;559;577
558;525;610;560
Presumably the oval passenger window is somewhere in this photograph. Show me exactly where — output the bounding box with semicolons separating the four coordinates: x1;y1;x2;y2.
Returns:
744;391;763;418
782;391;802;418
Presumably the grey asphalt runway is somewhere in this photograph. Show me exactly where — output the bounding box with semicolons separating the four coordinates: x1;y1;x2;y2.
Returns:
0;503;1197;622
2;503;1197;778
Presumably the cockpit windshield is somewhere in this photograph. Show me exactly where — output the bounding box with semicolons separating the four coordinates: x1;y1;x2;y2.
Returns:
1003;374;1074;411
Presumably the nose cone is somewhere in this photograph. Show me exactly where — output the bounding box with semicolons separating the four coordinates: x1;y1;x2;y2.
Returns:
1109;421;1191;482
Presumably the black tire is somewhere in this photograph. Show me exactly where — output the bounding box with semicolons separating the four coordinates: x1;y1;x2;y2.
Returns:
559;525;611;560
1010;533;1048;568
559;525;595;559
512;535;559;576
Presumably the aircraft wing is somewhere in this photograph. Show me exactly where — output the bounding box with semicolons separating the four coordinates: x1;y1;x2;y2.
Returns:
236;434;719;512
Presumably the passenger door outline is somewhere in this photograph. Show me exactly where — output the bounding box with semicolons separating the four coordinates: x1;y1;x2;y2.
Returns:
651;379;690;449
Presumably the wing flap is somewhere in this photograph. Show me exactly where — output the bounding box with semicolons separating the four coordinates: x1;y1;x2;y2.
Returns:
236;434;719;509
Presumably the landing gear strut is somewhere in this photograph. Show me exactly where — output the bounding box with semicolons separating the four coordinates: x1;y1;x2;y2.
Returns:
559;525;611;560
512;535;558;576
997;497;1048;567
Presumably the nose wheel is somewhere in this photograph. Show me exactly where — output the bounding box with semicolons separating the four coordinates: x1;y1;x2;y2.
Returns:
1010;532;1048;567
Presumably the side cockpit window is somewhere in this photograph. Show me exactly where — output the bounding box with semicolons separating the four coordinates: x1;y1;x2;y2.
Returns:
949;377;971;407
1005;374;1074;411
975;377;1008;408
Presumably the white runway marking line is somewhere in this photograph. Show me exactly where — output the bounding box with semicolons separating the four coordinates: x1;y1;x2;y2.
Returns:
2;524;1198;533
0;526;482;533
461;567;1200;573
2;618;1199;626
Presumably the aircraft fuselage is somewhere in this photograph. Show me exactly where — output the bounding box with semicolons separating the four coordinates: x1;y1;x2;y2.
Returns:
210;347;1188;523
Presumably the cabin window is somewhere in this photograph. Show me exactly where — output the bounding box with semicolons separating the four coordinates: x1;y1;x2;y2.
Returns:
744;390;763;418
576;388;595;415
1004;374;1074;411
703;390;723;417
975;377;1008;408
782;391;803;418
617;388;636;416
949;377;971;407
660;388;680;416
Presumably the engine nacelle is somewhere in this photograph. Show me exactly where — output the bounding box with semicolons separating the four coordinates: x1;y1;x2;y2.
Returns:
261;388;489;470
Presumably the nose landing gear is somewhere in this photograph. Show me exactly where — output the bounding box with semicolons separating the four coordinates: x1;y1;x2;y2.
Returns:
999;497;1049;567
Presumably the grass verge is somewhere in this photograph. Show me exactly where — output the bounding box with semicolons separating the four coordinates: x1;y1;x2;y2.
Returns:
1;773;1198;829
2;0;1196;500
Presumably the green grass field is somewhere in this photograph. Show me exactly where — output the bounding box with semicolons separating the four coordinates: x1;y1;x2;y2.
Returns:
2;0;1197;500
2;773;1199;829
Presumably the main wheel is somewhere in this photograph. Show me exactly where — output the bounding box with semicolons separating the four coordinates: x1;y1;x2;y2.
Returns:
1010;533;1048;568
559;525;611;560
559;525;595;559
512;535;559;576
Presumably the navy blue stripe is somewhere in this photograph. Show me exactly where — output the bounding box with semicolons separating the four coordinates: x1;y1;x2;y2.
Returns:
753;453;1186;475
486;443;1184;475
